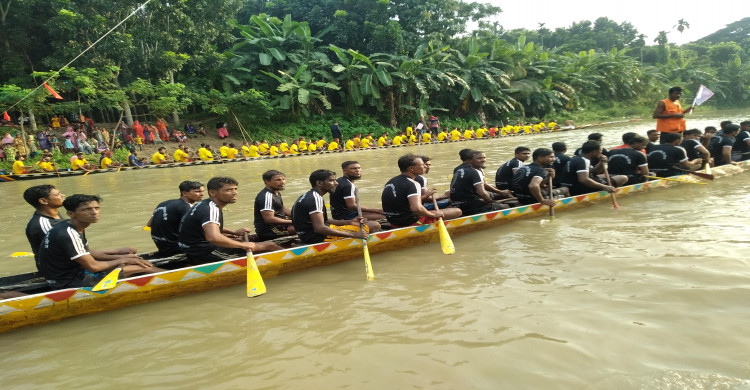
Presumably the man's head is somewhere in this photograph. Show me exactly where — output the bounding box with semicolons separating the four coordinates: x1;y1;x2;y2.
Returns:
63;194;102;223
580;140;602;156
459;148;474;162
723;124;741;136
551;142;567;153
532;148;555;167
397;154;425;174
206;176;239;204
179;180;205;203
23;184;65;209
720;121;733;130
262;170;286;191
647;129;659;142
704;126;717;135
659;132;683;145
420;156;432;174
341;161;361;180
76;152;84;159
158;147;166;153
740;121;750;131
668;86;683;101
468;150;487;169
627;135;648;150
683;129;702;139
309;169;337;193
587;133;603;143
620;132;638;144
515;146;531;161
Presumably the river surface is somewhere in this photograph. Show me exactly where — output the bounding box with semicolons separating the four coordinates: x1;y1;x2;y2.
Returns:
2;112;750;389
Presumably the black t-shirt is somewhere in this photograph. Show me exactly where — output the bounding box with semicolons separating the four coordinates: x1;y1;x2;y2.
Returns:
606;148;648;175
254;188;288;236
178;199;223;255
291;190;328;244
150;198;191;248
647;144;688;176
382;175;422;226
559;155;591;188
330;177;356;219
733;131;750;154
26;212;64;256
512;163;548;203
680;139;703;160
451;165;485;206
552;152;570;185
575;146;607;165
495;158;521;190
36;221;90;287
708;134;735;165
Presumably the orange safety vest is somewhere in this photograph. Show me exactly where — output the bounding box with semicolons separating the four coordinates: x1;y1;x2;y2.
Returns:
656;98;686;133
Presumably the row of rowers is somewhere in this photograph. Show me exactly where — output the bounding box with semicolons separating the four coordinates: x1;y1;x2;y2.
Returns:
21;124;731;290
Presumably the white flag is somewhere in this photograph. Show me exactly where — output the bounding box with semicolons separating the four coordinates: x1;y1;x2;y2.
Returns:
692;84;715;107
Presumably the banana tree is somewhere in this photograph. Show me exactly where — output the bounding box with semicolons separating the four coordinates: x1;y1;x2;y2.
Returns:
262;64;340;118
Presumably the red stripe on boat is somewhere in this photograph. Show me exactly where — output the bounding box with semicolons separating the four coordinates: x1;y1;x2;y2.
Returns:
45;289;77;302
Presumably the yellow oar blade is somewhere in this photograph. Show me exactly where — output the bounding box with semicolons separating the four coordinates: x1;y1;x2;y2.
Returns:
10;252;34;258
246;251;266;297
142;226;151;231
363;240;374;281
92;268;121;291
436;218;455;255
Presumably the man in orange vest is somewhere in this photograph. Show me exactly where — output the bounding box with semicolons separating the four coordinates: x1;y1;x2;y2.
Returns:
653;87;693;137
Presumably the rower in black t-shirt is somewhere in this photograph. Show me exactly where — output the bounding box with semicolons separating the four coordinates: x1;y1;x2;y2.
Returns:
451;150;509;215
559;141;625;196
680;129;711;164
23;184;66;257
551;142;570;187
732;121;750;161
512;148;568;205
574;133;609;166
648;132;703;176
708;124;739;166
291;169;378;245
147;181;204;256
494;146;530;190
606;134;650;185
178;177;281;265
253;170;295;241
36;194;160;289
330;161;384;221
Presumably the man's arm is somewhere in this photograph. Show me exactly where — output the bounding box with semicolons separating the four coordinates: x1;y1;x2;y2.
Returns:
204;223;254;251
577;171;614;192
343;197;383;214
310;212;367;239
75;253;152;273
484;182;512;197
474;182;493;203
529;176;555;206
408;193;443;219
261;210;292;225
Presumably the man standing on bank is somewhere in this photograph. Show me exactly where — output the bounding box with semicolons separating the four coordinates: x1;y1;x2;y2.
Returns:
179;177;282;265
653;86;693;136
147;181;205;257
330;161;385;222
330;121;342;140
253;170;296;241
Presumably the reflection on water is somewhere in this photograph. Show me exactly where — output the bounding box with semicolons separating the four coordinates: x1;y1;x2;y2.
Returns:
2;113;750;388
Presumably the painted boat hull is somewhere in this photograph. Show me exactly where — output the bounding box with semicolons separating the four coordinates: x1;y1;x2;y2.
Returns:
0;160;742;333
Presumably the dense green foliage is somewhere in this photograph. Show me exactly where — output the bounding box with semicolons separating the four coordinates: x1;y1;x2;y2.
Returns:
1;1;748;137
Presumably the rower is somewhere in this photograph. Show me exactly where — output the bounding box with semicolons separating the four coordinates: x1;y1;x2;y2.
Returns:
551;142;570;186
12;155;39;174
38;156;56;172
731;121;750;162
37;194;163;289
198;144;214;161
451;150;509;215
100;151;122;168
558;140;625;195
253;170;296;241
127;150;145;167
291;169;378;245
151;147;168;164
681;129;712;166
179;177;282;265
71;152;94;172
645;130;659;154
610;132;638;150
146;181;204;257
330;161;385;221
382;154;461;228
416;156;449;210
708;123;740;166
574;133;608;165
606;134;650;185
495;146;530;190
24;185;66;257
647;132;703;176
174;145;190;163
512;148;569;206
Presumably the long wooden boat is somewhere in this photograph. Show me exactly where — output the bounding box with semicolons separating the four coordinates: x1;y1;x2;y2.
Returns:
0;119;640;183
2;158;732;334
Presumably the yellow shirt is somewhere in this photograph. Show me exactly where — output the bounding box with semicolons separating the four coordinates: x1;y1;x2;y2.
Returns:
422;133;432;142
299;140;307;151
198;148;213;161
174;149;189;162
361;138;371;148
72;158;87;170
258;143;269;155
352;137;361;147
241;145;251;157
406;126;413;137
523;125;532;134
134;137;143;145
345;140;355;150
437;132;448;141
100;157;113;169
408;135;417;144
269;146;279;156
392;135;402;146
151;152;166;164
308;143;317;152
450;130;461;141
476;129;486;138
219;146;229;157
39;161;55;172
12;160;26;174
248;145;260;158
280;142;289;153
378;137;387;147
289;144;299;155
464;130;474;139
316;139;327;149
227;148;238;159
327;141;339;151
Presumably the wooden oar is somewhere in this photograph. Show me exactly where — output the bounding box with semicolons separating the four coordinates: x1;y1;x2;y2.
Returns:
432;196;455;255
547;175;555;219
354;188;375;281
244;232;266;297
92;267;121;291
670;166;714;180
645;176;707;184
602;163;619;209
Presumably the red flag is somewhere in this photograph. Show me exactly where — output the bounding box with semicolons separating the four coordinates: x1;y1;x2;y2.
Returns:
2;111;9;121
43;82;63;100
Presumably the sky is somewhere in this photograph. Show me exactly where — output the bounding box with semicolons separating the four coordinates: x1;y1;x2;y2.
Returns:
485;0;750;44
